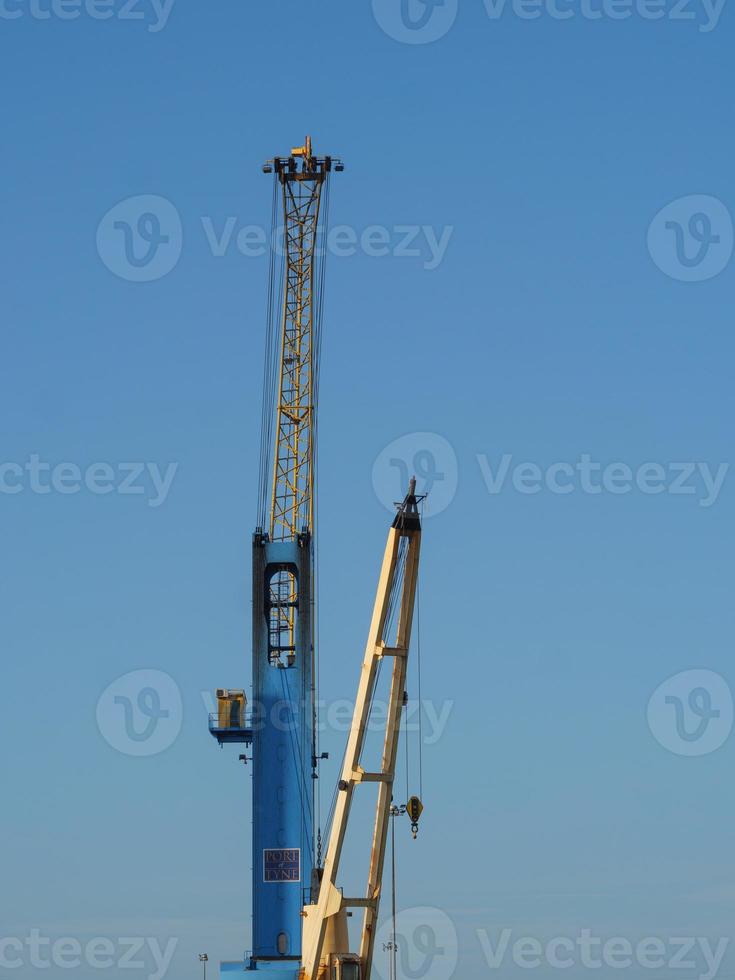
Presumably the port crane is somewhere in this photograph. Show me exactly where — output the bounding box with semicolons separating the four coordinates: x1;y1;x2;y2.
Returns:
209;138;424;980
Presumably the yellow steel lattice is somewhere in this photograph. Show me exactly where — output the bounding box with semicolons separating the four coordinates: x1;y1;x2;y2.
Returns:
269;165;324;543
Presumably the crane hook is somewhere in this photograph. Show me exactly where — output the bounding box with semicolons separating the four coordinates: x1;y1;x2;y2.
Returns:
407;795;423;839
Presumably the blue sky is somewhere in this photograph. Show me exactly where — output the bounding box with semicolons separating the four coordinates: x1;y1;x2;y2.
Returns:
1;2;734;979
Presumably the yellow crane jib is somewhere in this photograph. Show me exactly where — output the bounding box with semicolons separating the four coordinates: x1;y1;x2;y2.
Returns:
299;479;425;980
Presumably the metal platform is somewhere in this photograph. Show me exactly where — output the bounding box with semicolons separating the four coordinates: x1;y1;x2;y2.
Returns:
208;714;253;745
220;960;300;978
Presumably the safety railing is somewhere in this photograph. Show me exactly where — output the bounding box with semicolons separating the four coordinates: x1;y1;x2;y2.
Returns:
208;712;251;730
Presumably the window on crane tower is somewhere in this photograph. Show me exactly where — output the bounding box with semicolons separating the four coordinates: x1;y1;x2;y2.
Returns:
267;566;298;667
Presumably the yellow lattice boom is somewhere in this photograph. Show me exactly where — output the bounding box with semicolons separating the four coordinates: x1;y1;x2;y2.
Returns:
267;137;337;543
261;138;341;661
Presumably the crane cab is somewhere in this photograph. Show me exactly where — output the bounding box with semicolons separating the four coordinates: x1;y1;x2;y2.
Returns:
327;955;361;980
313;912;362;980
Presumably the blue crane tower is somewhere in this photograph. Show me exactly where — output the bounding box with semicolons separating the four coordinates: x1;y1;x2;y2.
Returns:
209;137;342;978
208;138;425;980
